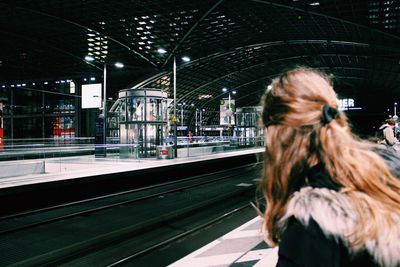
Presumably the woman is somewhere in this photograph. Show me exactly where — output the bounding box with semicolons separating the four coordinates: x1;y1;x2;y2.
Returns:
260;67;400;267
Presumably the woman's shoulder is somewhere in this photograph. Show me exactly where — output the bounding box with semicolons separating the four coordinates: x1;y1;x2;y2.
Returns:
279;187;400;267
278;217;377;267
278;217;342;266
278;187;357;241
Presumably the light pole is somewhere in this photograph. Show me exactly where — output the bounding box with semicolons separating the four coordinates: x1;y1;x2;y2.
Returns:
199;108;205;136
103;63;107;148
173;56;177;157
195;108;198;136
394;102;397;117
157;48;190;158
85;55;124;156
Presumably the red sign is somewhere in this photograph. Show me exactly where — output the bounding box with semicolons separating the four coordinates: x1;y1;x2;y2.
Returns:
0;128;3;150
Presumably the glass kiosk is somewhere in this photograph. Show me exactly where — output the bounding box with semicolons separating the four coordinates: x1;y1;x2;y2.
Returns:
108;88;169;158
235;106;264;147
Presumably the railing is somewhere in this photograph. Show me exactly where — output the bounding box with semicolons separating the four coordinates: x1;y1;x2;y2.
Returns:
0;136;264;179
174;136;264;158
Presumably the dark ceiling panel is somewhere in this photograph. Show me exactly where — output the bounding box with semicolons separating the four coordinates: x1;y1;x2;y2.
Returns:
0;0;399;117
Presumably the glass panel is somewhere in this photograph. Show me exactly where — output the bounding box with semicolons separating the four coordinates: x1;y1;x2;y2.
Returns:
147;98;156;121
14;118;41;138
126;97;145;122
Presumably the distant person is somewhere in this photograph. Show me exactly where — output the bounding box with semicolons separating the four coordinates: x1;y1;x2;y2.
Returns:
375;119;390;144
259;67;400;266
378;119;390;137
166;134;174;146
378;118;400;152
187;131;193;143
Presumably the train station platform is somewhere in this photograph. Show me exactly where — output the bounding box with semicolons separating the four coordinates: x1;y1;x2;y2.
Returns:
0;147;273;266
0;147;264;190
170;216;279;267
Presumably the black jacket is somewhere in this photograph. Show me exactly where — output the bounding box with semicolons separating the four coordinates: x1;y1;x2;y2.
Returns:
275;148;400;267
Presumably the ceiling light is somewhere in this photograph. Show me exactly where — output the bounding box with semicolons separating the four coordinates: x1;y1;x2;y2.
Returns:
181;56;190;62
114;62;124;68
198;94;212;99
85;55;95;61
157;48;167;54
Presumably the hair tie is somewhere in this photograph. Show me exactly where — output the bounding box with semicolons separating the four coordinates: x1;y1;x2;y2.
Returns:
322;105;339;125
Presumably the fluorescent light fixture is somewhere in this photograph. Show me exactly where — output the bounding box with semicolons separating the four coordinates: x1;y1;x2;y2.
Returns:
114;62;124;68
157;48;167;54
90;77;96;81
85;55;95;61
198;94;212;99
232;90;237;95
222;87;228;92
181;56;190;62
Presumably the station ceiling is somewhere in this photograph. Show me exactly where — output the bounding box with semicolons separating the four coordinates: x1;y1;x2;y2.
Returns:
1;0;400;117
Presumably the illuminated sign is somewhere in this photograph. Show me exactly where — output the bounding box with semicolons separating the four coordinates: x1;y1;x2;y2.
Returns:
338;98;362;111
82;83;102;109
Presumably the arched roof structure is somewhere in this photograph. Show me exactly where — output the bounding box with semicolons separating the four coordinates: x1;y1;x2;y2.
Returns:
1;0;399;128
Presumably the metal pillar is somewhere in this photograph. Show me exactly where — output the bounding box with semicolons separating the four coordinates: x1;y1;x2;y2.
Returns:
173;57;177;157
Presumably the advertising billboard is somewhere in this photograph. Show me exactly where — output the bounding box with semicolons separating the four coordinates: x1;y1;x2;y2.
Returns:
82;83;102;109
220;98;235;125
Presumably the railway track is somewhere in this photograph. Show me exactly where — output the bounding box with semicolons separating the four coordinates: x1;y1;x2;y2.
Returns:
0;163;263;266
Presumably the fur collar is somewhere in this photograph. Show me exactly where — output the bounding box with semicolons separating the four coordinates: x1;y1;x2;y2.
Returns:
279;187;400;267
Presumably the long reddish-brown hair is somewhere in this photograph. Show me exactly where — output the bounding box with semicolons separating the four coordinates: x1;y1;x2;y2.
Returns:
261;67;400;246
